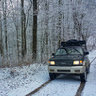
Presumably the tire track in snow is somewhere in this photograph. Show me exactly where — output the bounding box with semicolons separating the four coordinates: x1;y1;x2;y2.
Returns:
75;55;96;96
75;82;85;96
31;75;81;96
26;80;51;96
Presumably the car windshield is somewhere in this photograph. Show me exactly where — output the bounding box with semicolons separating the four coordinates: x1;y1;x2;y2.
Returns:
55;47;83;56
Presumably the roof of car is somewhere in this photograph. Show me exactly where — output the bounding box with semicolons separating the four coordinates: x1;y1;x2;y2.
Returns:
61;39;86;47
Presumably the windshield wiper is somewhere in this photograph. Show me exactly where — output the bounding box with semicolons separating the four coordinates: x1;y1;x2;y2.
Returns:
71;47;82;55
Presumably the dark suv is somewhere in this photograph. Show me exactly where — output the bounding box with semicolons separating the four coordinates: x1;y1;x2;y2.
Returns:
48;40;90;82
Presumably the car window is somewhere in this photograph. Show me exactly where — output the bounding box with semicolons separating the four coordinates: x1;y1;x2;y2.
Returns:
66;47;83;55
55;49;67;55
55;47;83;55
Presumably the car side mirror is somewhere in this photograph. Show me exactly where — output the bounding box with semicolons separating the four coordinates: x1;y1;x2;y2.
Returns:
52;53;55;56
84;52;89;55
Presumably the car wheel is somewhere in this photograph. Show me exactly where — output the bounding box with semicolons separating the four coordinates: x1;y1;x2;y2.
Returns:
80;71;87;82
49;73;56;80
87;66;90;74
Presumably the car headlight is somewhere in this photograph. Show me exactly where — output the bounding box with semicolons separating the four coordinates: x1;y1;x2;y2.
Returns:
48;61;55;65
73;60;83;65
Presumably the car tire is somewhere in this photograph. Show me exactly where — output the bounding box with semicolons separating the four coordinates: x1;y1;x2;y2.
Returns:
80;71;87;82
87;66;90;74
49;73;56;80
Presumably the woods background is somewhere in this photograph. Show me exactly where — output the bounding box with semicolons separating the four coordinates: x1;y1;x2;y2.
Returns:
0;0;96;66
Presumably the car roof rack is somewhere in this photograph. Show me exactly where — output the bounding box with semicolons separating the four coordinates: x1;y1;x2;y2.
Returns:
61;39;86;47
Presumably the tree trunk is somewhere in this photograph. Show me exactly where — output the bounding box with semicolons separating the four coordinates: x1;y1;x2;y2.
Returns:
2;0;8;54
0;11;3;56
58;0;62;47
32;0;37;60
16;0;20;60
21;0;26;58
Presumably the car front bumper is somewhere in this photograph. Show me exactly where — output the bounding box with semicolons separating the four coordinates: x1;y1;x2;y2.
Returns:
48;66;86;74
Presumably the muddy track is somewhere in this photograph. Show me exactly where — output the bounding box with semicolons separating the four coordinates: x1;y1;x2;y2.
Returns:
26;80;51;96
75;82;85;96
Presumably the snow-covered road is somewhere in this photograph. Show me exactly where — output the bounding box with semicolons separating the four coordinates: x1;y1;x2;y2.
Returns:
32;75;81;96
82;51;96;96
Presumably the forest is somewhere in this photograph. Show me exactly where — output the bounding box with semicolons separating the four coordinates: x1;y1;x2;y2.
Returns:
0;0;96;66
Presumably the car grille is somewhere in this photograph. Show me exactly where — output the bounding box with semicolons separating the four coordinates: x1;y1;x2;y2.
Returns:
57;70;70;72
55;60;73;66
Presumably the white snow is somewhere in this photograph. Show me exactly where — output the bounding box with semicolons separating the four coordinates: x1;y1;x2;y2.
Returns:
0;50;96;96
82;50;96;96
32;75;81;96
0;64;49;96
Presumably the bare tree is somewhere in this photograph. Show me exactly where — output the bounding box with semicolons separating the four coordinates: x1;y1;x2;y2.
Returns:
2;0;8;54
21;0;26;58
32;0;37;60
9;0;20;60
43;0;49;60
0;8;3;56
57;0;62;47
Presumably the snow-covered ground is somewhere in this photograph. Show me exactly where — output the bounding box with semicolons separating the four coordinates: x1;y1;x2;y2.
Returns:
0;50;96;96
82;50;96;96
32;75;80;96
0;64;49;96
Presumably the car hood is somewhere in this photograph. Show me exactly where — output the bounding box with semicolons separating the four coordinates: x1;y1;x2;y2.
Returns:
49;55;83;61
